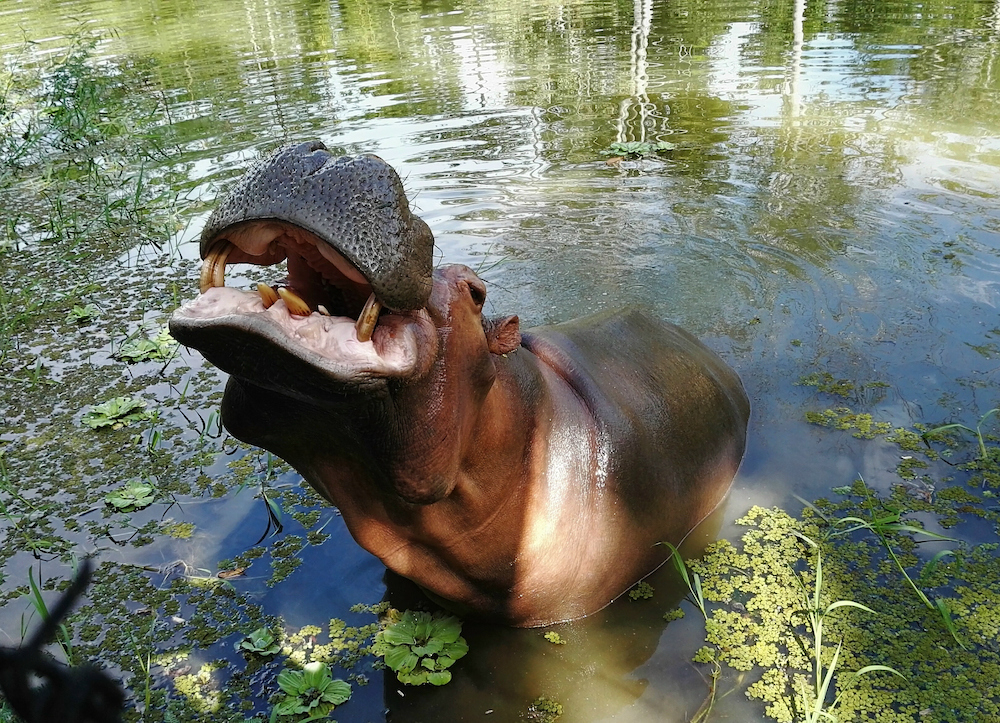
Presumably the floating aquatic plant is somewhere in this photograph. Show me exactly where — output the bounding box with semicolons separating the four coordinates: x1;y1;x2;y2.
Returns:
236;626;280;656
81;396;151;429
601;140;676;158
113;326;177;363
526;696;563;722
104;479;155;511
690;502;1000;722
788;532;904;723
372;610;468;686
272;661;351;720
628;580;654;600
66;303;98;323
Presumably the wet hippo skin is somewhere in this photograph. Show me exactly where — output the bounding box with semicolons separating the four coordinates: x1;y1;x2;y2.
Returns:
169;141;750;627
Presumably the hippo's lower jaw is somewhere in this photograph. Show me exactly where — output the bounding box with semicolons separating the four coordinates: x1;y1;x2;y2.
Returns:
169;220;437;396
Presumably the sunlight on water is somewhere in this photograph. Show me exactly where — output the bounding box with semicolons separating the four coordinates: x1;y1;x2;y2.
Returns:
2;0;1000;719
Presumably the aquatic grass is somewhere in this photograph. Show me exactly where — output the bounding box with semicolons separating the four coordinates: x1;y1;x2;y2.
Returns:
126;626;155;717
0;453;66;559
661;541;708;620
803;480;967;649
789;532;904;723
27;565;74;662
659;542;727;723
922;407;999;466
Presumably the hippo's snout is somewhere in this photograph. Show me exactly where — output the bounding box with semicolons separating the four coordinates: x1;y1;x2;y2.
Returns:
170;143;439;395
199;141;434;318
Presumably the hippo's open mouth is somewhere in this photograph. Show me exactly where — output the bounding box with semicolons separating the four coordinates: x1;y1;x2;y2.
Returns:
169;142;436;392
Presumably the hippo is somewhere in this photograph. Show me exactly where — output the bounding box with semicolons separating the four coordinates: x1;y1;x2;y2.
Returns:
169;141;749;627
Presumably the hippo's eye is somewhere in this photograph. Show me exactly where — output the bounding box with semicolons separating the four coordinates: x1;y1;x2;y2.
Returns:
467;280;486;307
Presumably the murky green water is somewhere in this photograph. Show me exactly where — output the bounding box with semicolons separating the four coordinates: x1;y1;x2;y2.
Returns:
2;0;1000;720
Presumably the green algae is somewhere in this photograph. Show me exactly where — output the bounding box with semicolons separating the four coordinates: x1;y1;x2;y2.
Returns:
628;581;654;600
688;497;1000;722
525;696;564;722
804;407;893;439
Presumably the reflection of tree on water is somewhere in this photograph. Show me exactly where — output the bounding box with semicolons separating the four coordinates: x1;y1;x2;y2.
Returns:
615;0;665;145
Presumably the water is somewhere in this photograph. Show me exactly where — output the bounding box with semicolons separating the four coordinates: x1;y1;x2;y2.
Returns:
2;0;1000;720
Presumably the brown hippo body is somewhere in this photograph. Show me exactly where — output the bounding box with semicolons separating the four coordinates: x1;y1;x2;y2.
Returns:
170;141;749;627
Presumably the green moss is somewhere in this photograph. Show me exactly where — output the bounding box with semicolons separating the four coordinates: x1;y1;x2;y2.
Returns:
543;631;567;645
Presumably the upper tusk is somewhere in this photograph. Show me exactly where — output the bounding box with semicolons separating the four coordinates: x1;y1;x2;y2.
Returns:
200;239;234;293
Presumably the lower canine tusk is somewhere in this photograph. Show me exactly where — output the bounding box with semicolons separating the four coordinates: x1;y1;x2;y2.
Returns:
277;287;311;316
257;283;279;308
355;293;382;342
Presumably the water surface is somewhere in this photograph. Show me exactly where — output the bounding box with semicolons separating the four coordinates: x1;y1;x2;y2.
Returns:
2;0;1000;720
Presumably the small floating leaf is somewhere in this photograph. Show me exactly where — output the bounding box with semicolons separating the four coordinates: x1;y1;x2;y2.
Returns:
104;479;155;511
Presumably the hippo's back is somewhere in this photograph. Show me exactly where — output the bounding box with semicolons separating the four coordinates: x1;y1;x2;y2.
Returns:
520;308;749;532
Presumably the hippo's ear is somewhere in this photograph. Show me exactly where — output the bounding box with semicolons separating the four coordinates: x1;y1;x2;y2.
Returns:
484;315;521;355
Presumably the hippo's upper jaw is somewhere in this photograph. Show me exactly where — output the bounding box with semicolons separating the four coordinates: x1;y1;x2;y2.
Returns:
169;142;437;396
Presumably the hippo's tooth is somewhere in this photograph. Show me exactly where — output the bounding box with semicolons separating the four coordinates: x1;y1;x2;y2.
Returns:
355;293;382;342
277;287;311;316
257;283;279;309
317;305;332;316
200;239;234;293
